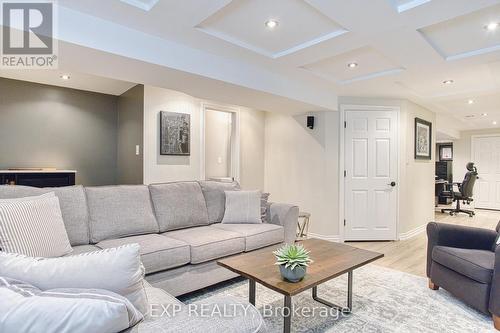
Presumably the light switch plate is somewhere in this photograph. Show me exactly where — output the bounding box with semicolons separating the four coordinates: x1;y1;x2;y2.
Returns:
135;145;140;156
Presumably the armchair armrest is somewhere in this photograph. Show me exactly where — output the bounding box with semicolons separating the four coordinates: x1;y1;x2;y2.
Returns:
426;222;497;277
490;246;500;317
266;202;299;244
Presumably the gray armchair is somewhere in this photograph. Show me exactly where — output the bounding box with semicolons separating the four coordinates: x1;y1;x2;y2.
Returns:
427;222;500;330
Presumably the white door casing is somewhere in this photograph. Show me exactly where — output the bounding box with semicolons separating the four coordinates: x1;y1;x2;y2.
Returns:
343;108;399;241
472;135;500;210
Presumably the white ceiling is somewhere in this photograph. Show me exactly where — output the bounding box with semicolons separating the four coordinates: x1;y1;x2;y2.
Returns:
4;0;500;131
0;69;136;95
196;0;347;58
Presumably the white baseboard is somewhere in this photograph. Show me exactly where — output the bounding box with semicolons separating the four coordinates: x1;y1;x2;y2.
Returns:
398;224;426;241
307;233;341;242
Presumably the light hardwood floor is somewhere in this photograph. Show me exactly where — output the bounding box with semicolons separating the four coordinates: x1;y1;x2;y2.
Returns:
349;207;500;277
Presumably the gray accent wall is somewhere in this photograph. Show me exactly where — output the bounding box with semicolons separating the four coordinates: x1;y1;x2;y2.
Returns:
0;77;118;186
117;85;144;184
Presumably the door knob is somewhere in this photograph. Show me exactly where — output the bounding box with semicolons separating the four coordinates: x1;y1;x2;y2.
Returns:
388;181;396;187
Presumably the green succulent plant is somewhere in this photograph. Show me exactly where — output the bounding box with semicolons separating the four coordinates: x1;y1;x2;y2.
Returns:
273;244;313;270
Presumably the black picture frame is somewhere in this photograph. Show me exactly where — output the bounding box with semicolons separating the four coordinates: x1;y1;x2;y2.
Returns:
414;117;432;160
159;111;191;156
439;144;453;161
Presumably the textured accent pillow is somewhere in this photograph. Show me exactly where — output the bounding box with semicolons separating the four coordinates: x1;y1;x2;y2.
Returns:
222;190;262;224
0;185;90;246
261;192;270;222
0;244;148;316
0;193;72;257
0;277;143;333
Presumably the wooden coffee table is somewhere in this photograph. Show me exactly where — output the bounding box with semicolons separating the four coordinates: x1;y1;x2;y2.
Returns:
217;238;383;333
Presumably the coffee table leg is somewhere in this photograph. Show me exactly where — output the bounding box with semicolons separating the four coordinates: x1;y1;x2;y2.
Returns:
283;295;292;333
347;270;353;310
312;271;353;314
249;279;256;306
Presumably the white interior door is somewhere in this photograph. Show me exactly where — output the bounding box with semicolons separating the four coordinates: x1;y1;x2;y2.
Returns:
472;135;500;210
344;109;398;241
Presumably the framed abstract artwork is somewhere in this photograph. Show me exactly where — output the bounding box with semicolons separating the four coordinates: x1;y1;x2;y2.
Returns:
415;117;432;160
160;111;190;156
439;144;453;161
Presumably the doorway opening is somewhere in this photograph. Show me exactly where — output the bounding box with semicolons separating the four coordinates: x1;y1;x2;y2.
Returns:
202;105;240;182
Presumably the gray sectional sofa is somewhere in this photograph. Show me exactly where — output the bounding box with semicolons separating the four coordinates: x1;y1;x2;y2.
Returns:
0;181;298;296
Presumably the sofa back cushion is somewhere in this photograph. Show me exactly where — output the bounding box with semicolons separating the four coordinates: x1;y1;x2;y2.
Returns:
85;185;159;243
198;181;240;223
0;185;89;246
149;182;209;232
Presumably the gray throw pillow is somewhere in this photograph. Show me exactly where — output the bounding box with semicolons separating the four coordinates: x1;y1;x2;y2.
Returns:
261;192;270;222
0;277;143;333
0;193;72;257
222;190;262;224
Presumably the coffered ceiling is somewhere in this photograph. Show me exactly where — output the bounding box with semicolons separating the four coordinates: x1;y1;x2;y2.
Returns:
9;0;500;131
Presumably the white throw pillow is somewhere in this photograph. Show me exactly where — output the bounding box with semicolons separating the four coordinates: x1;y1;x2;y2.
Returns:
222;190;262;224
0;244;148;315
0;192;72;257
0;277;143;333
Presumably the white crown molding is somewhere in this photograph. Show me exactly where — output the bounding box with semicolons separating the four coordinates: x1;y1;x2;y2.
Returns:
120;0;159;11
196;26;348;59
398;224;426;241
393;0;431;13
301;66;405;85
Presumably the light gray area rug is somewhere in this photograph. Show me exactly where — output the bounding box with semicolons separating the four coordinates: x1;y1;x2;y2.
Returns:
182;264;495;333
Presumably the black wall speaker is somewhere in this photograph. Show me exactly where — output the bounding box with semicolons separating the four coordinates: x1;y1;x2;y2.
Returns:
307;116;315;129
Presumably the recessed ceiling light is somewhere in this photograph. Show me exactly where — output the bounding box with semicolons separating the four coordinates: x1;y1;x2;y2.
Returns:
493;121;498;125
347;62;358;68
443;80;454;85
265;20;279;29
60;74;70;80
468;99;474;104
485;22;499;31
482;113;488;117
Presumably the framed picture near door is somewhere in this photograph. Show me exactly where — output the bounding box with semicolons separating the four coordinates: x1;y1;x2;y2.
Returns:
415;117;432;160
160;111;190;155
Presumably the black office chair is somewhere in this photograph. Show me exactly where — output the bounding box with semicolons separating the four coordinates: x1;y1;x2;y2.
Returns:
441;162;478;217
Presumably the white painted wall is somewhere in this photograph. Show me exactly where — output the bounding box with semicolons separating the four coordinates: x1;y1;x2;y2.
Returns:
240;107;266;190
338;98;436;236
264;97;436;240
143;85;265;189
453;128;500;183
399;100;436;235
264;112;339;239
144;86;202;184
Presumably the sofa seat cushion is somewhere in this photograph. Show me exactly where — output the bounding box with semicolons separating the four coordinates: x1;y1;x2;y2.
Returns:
149;182;209;232
96;235;190;274
211;223;284;251
432;246;494;284
0;185;89;246
66;245;100;256
85;186;159;243
163;226;245;264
